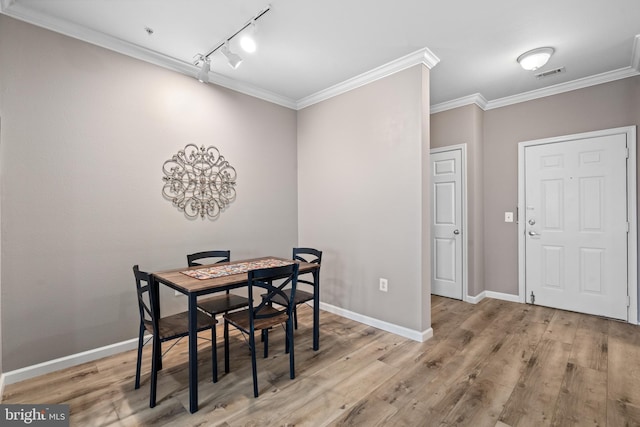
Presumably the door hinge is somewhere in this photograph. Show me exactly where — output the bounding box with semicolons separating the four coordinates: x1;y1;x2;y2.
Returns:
628;295;631;307
627;222;630;233
625;147;630;159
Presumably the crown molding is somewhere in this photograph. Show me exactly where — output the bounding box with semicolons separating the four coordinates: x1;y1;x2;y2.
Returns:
296;47;440;110
207;75;297;109
632;35;640;72
3;2;638;114
430;93;488;114
1;2;297;109
2;1;436;111
431;33;640;114
430;66;640;114
485;66;640;110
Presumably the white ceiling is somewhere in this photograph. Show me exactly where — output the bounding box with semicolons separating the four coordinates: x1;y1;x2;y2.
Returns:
2;0;640;111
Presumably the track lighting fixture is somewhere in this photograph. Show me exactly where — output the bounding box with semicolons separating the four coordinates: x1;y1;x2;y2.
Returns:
196;55;211;83
193;5;271;81
221;41;243;69
240;20;257;53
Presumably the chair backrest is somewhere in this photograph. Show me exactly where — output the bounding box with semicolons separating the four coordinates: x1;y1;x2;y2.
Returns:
248;263;299;326
293;247;322;285
293;247;322;264
187;250;231;267
133;265;159;335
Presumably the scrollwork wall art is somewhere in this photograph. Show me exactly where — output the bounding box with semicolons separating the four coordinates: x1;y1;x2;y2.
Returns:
162;144;237;219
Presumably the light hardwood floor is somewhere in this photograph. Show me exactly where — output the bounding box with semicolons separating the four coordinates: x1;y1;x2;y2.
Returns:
3;296;640;426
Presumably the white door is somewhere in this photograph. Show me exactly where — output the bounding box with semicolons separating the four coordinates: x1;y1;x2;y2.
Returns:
431;148;463;300
524;134;628;320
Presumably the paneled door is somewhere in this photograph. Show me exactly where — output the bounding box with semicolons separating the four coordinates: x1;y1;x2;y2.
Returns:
431;147;464;300
523;133;629;320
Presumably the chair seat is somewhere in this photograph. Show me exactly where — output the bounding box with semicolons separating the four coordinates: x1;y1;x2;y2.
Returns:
271;289;314;306
225;306;289;332
287;288;314;304
198;294;249;316
144;310;217;341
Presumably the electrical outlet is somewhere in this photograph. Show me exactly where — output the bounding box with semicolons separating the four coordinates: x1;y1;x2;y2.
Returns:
379;278;388;292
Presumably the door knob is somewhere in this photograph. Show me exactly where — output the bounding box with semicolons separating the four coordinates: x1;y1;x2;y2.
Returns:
528;230;538;236
453;229;460;235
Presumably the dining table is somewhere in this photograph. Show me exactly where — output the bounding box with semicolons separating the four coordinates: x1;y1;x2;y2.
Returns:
151;256;321;413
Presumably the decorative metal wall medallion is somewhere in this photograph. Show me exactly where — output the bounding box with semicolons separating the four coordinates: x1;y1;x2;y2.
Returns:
162;144;237;219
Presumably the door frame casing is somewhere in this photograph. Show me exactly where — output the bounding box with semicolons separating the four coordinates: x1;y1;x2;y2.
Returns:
430;144;469;302
517;126;638;324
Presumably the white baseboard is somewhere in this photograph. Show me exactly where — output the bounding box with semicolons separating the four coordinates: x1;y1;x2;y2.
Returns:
466;291;521;304
2;337;139;386
2;302;433;387
485;291;522;303
466;291;486;304
0;373;5;401
2;300;448;387
319;302;433;342
1;293;527;388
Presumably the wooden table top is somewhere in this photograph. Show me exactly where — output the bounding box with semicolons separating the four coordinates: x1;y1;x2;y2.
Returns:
152;256;319;294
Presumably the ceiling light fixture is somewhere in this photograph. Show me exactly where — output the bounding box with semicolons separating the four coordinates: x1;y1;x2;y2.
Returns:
240;20;257;53
222;41;243;69
193;5;270;80
195;55;211;83
517;47;554;71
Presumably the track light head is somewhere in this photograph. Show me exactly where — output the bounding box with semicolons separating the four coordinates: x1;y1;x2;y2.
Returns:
222;42;243;69
196;56;210;83
240;20;257;53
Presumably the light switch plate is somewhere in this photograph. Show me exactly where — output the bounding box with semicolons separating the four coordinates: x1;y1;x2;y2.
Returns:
505;212;514;222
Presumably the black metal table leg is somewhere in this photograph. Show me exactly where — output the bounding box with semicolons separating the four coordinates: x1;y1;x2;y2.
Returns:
313;269;320;351
188;293;199;413
150;276;162;370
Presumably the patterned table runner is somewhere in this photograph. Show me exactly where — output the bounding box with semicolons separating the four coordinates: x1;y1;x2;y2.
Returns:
181;258;294;280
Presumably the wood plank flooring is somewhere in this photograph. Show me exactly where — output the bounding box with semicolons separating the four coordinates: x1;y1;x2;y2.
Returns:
3;296;640;426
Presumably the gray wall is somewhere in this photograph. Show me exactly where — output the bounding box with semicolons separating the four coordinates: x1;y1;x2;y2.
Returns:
0;115;3;378
0;16;298;371
431;104;485;297
433;76;640;300
484;77;640;296
297;65;432;332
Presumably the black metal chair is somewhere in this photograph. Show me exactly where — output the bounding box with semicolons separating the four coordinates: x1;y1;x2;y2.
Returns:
187;250;250;318
133;265;218;408
274;248;322;329
223;263;299;397
186;250;230;267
